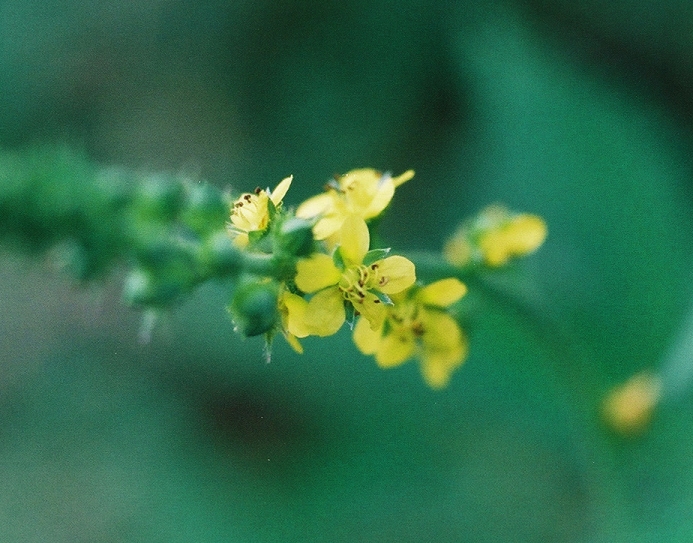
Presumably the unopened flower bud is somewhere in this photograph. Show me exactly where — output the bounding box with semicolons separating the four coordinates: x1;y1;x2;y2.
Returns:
229;279;279;337
182;183;228;235
134;174;184;222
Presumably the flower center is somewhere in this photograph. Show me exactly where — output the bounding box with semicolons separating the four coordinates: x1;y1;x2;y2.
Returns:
389;300;425;337
337;261;393;305
338;265;372;304
231;189;269;231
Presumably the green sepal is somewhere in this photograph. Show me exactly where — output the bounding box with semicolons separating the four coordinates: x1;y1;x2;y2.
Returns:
345;301;356;330
373;290;394;306
266;194;278;222
247;229;267;246
332;246;346;270
363;248;391;266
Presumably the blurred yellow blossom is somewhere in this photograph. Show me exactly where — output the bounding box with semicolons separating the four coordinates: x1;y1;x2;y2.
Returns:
296;168;414;241
228;175;293;248
291;215;416;336
444;205;547;267
603;372;662;435
353;277;468;388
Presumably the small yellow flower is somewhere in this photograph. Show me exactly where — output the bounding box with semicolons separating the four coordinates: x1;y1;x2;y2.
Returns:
296;168;414;241
228;175;293;248
291;215;416;336
353;278;468;388
602;372;662;435
444;205;547;267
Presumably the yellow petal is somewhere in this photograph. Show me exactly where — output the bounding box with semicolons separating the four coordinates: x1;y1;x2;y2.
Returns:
422;311;464;351
507;214;547;254
602;372;661;435
283;331;304;354
282;291;313;338
295;192;334;219
270;175;293;206
362;176;395;219
354;292;388;331
392;169;414;187
419;312;468;388
480;214;547;266
372;255;416;294
417;278;467;307
304;287;345;336
375;331;416;368
339;169;380;209
479;230;511;266
295;254;341;293
353;316;381;355
312;215;344;241
420;348;463;389
339;215;370;265
443;233;473;267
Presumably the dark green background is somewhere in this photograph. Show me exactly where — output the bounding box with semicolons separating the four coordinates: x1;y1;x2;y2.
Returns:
2;0;693;541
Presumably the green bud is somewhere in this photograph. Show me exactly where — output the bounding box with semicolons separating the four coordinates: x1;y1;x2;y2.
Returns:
134;174;184;222
123;264;195;307
229;279;279;337
275;216;314;257
134;234;199;272
202;231;242;277
181;182;228;235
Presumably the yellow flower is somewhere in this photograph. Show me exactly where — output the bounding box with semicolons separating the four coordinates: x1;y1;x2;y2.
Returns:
296;168;414;240
602;372;662;435
277;288;309;354
228;175;293;248
353;278;468;388
291;215;416;336
444;205;547;267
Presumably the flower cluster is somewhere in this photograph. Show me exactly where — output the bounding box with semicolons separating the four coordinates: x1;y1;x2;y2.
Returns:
226;170;546;388
444;204;547;268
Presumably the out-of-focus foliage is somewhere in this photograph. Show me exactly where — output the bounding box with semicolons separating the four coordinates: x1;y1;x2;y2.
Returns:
2;0;693;542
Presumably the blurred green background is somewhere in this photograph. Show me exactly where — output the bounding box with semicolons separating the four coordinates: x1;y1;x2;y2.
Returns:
2;0;693;541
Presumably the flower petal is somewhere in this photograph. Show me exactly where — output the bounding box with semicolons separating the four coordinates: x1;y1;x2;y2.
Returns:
392;169;414;187
443;232;473;267
353;316;381;355
507;214;547;254
304;287;345;336
295;192;334;219
282;291;313;338
295;254;341;293
373;255;416;294
282;331;304;354
362;176;395;219
270;175;293;206
312;214;344;241
419;312;468;388
339;215;370;265
417;278;467;307
375;331;416;368
339;169;381;210
354;292;388;331
420;345;465;389
422;311;464;351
